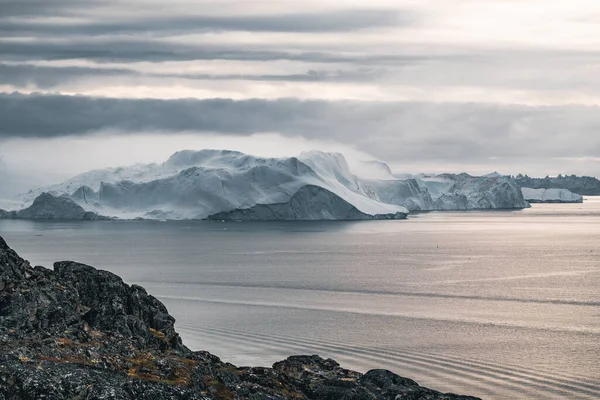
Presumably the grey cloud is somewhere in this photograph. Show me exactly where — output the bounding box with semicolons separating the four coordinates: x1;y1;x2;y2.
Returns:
180;69;385;83
0;64;137;88
1;92;598;163
0;63;385;89
0;0;98;17
0;40;442;64
0;10;409;35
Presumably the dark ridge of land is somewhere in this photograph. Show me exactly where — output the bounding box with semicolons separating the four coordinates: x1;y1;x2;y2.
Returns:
515;175;600;195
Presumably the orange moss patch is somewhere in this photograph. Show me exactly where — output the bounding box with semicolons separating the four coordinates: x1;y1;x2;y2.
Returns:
54;337;101;348
35;355;95;367
149;328;166;340
203;377;235;400
55;337;75;346
124;353;197;387
178;357;200;366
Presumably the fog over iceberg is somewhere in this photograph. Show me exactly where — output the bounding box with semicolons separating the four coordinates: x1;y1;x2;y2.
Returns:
1;0;599;190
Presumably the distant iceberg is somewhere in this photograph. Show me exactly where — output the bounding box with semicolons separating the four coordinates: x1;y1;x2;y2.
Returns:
521;188;583;203
363;173;530;211
5;150;407;221
2;150;530;221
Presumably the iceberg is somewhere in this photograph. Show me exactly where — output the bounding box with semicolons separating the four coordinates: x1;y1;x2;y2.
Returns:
7;150;407;221
363;173;529;211
521;187;583;203
3;150;530;221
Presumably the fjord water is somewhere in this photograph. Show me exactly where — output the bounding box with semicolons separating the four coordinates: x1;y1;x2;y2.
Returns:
2;199;599;399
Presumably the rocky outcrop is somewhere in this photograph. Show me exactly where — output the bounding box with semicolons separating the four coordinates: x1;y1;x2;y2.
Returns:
0;236;478;400
208;185;407;221
0;192;107;220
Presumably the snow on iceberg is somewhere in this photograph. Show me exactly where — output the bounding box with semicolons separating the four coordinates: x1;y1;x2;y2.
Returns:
521;187;583;203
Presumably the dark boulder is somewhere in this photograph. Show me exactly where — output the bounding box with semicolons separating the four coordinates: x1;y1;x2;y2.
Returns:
54;261;184;351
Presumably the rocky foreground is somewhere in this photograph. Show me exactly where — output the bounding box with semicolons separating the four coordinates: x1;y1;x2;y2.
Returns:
0;237;480;400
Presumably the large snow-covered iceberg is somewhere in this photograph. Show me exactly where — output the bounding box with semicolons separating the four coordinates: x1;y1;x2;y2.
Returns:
521;187;583;203
2;150;530;221
7;150;407;221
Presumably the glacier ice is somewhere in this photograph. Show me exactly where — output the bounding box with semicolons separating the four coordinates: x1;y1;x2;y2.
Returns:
363;173;529;211
207;185;407;221
2;150;531;221
521;187;583;203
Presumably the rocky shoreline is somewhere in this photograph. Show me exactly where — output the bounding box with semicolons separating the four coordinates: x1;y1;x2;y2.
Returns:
0;236;480;400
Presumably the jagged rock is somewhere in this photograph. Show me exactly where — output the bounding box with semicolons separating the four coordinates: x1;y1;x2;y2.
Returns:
272;356;475;400
0;236;479;400
54;261;184;351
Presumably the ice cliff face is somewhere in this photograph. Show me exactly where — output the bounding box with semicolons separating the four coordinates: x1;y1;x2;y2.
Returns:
430;173;530;210
363;173;529;211
3;150;530;221
365;179;437;211
521;188;584;203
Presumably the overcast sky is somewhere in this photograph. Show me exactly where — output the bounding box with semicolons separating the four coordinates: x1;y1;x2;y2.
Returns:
1;0;599;195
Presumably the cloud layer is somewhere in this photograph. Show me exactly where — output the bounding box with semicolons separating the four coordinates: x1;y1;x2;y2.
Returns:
2;93;598;163
0;0;599;180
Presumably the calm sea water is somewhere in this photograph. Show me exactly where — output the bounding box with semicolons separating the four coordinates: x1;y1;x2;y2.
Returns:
1;199;599;399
